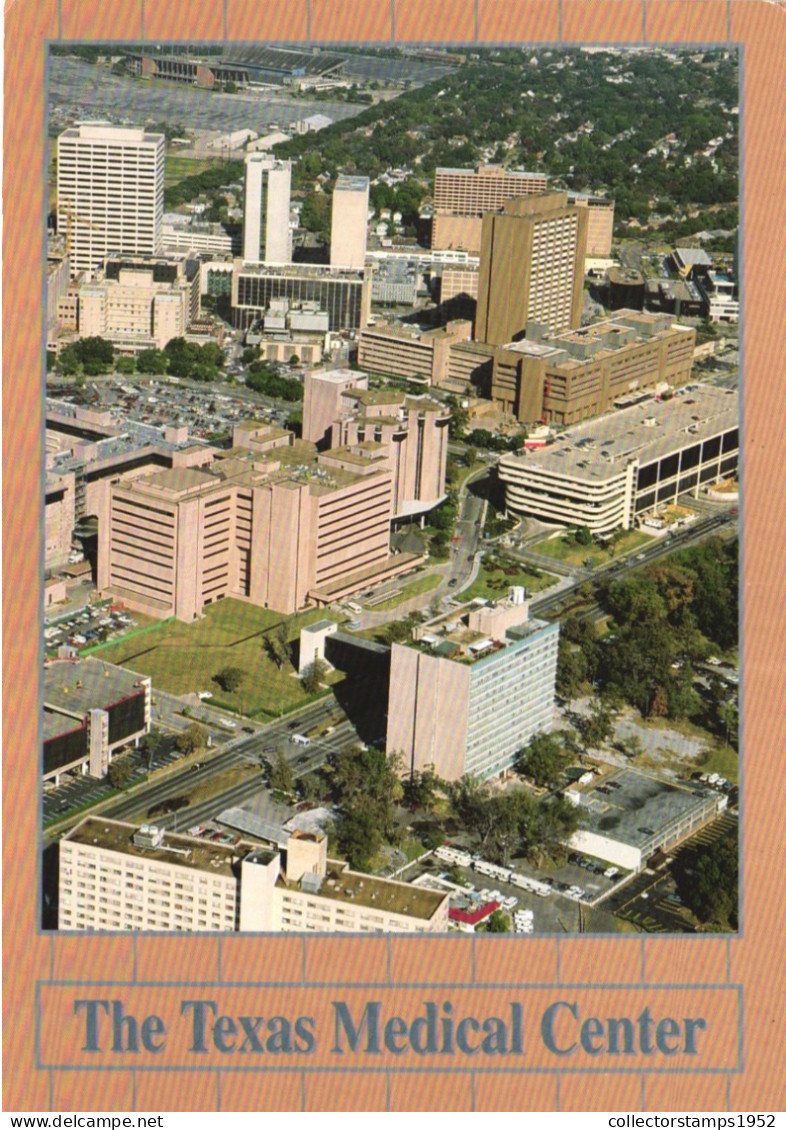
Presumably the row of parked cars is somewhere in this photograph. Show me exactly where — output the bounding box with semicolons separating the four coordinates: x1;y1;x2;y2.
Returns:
45;605;136;651
568;852;620;879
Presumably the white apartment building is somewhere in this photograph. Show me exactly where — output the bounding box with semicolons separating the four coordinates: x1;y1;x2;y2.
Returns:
243;153;292;264
58;820;450;933
57;124;165;277
387;594;560;782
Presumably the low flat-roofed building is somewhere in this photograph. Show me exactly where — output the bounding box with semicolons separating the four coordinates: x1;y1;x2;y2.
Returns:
491;310;696;426
44;659;151;782
357;318;475;388
387;591;559;782
566;767;727;873
232;261;371;333
695;270;739;323
499;382;738;533
59;818;450;933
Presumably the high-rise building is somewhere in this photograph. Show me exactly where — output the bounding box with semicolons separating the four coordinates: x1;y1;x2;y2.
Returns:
58;819;450;933
475;192;588;344
57;124;165;278
303;370;451;518
330;174;370;269
430;166;614;258
386;594;560;782
431;165;549;253
243;153;292;264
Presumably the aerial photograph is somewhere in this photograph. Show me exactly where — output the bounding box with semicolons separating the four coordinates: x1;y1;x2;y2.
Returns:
43;44;740;937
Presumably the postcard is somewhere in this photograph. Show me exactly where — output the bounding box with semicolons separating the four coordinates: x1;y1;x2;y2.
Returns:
3;0;785;1114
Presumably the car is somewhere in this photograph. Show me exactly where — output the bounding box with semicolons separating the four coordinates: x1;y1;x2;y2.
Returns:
448;579;458;588
242;726;254;733
636;552;646;560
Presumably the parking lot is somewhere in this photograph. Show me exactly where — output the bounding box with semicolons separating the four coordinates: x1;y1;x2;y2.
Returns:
44;602;140;655
405;850;633;934
43;734;184;825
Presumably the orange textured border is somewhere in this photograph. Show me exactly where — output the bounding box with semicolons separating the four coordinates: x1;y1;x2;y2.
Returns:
3;0;785;1112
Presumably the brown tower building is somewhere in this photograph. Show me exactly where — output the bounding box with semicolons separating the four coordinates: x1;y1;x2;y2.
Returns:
475;192;588;345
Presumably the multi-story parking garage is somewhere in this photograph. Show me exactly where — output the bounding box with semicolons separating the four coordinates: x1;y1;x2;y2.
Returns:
498;383;738;534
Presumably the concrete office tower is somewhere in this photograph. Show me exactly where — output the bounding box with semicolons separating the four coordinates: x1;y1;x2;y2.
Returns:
475;192;588;344
57;124;165;277
387;595;560;782
243;153;292;264
330;174;370;269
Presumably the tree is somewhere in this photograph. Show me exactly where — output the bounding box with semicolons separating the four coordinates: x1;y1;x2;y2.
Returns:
214;666;246;694
445;395;469;438
334;805;382;871
139;728;164;773
301;657;328;694
674;830;738;928
382;619;411;645
485;909;511;933
115;355;136;375
176;722;209;755
107;757;135;789
402;766;442;813
514;732;569;788
136;348;169;375
464;445;478;467
264;629;290;671
270;752;295;794
576;697;617;750
328;746;403;843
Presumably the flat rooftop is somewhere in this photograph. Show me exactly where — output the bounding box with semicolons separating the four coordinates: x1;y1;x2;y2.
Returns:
278;862;447;921
45;658;148;717
335;174;370;192
577;768;718;851
500;383;738;483
64;817;253;880
236;263;366;281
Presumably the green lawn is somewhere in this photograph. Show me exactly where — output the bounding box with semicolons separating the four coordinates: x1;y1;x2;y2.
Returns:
462;562;556;603
532;529;653;568
365;572;442;611
164;155;221;186
698;743;739;784
95;599;345;717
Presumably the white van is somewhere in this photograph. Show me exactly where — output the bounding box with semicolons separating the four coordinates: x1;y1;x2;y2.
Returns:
291;734;310;747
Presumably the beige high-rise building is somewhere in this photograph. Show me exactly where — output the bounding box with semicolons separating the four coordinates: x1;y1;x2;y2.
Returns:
243;153;292;264
387;596;560;782
432;165;549;253
57;124;165;277
330;174;369;269
475;192;588;344
302;370;451;518
97;437;424;619
431;166;614;258
75;257;199;350
59;819;450;933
